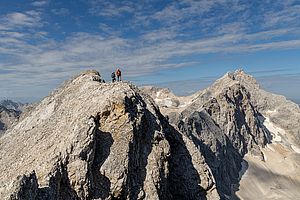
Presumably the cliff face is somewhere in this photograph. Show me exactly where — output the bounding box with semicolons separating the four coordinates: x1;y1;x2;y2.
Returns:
229;70;300;146
147;69;300;199
0;71;219;200
172;83;269;198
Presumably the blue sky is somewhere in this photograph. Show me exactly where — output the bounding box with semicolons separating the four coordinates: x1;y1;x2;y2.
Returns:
0;0;300;103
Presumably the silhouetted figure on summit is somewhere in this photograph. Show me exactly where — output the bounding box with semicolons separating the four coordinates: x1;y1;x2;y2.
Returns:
116;68;121;81
111;72;116;82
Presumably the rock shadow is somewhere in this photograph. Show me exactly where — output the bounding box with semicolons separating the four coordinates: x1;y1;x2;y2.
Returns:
157;110;208;200
123;94;166;199
89;128;114;199
257;113;273;144
36;162;79;200
0;120;5;130
178;110;244;199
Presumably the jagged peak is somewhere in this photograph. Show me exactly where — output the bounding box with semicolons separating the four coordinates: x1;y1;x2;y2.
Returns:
203;69;260;97
223;69;259;86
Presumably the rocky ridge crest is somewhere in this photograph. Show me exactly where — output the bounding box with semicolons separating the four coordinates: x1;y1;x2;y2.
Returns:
0;70;219;200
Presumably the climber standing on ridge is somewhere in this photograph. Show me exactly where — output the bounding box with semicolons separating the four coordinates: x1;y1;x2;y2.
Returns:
111;71;116;82
116;68;122;81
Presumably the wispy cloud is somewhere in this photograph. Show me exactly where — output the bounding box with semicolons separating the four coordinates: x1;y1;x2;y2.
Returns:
51;8;70;16
88;0;135;17
263;3;300;28
31;0;49;7
1;0;300;102
2;27;300;79
0;11;42;30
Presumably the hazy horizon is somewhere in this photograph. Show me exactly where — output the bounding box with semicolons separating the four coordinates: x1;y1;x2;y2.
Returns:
1;70;300;107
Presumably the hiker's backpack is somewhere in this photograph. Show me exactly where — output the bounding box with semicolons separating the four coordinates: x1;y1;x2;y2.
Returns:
111;72;115;78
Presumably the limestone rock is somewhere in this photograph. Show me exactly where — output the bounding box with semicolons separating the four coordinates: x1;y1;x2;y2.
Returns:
148;69;300;199
9;171;38;200
0;70;219;200
229;69;300;146
173;82;269;198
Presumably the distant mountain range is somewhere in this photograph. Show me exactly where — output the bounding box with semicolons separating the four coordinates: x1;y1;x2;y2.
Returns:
0;99;25;111
0;101;22;135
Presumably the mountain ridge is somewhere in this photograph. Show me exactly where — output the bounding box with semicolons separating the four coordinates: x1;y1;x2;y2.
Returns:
0;70;219;200
145;69;300;199
1;69;300;199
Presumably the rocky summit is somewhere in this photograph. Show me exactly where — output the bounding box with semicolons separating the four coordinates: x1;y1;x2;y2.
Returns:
1;70;300;200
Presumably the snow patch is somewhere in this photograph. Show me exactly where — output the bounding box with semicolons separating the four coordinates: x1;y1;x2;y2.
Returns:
263;115;286;142
154;98;173;107
156;91;161;98
291;145;300;154
178;101;191;108
164;99;173;107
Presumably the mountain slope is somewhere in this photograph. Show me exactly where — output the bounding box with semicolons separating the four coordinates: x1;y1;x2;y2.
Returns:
148;69;300;199
173;82;269;198
2;69;299;199
230;70;300;148
0;70;219;200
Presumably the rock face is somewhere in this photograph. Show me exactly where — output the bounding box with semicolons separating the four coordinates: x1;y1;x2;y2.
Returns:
170;81;269;198
228;70;300;146
2;69;299;199
0;105;21;135
148;69;300;199
0;70;219;200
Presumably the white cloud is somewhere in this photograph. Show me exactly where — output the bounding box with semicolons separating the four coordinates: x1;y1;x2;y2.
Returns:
51;8;70;16
88;0;135;17
0;11;42;31
2;28;300;82
140;29;178;43
31;1;48;7
263;5;300;28
2;0;300;101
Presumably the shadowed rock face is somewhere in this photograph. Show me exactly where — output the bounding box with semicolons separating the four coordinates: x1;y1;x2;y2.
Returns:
229;70;300;146
172;83;269;198
0;70;219;200
0;105;21;135
146;69;300;199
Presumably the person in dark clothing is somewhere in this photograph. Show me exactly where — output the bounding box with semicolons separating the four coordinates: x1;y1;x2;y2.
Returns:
111;72;116;82
116;68;121;81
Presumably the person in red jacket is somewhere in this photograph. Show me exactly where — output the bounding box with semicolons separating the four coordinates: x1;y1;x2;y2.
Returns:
116;68;122;81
